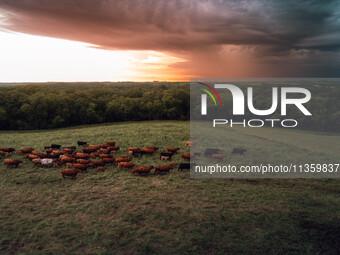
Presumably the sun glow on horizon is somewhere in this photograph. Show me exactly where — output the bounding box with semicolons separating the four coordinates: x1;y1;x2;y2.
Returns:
0;31;187;82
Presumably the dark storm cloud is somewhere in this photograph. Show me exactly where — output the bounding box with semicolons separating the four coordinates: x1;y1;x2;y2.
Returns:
0;0;339;77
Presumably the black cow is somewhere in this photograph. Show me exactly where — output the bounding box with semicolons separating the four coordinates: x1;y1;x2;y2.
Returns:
232;148;247;155
160;152;174;159
178;163;196;171
77;141;88;146
51;144;61;149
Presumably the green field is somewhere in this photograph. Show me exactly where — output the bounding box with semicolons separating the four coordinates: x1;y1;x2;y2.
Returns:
0;121;339;254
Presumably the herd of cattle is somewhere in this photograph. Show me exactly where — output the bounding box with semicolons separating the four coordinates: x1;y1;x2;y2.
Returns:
0;141;246;179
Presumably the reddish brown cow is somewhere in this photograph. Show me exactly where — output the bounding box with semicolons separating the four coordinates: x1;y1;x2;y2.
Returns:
83;147;97;153
64;148;75;154
118;162;136;169
167;147;180;153
51;150;64;156
77;159;91;164
19;148;34;154
92;160;105;167
181;153;192;160
99;148;109;154
73;163;89;171
61;157;74;163
106;141;116;146
108;146;120;152
141;148;155;155
128;147;140;153
146;146;159;151
75;153;90;159
185;141;196;147
131;166;154;175
90;152;100;158
115;158;131;164
154;164;172;174
4;159;23;168
60;169;80;179
27;154;39;160
100;154;112;159
103;158;115;164
32;158;41;166
167;163;178;169
45;148;53;154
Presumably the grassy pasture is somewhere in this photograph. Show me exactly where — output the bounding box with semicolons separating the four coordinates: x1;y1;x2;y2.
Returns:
0;121;339;254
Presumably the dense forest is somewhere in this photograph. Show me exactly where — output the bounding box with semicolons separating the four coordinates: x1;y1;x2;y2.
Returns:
0;81;339;132
0;83;189;130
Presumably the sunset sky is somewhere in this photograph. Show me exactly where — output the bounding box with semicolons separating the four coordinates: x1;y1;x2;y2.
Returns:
0;0;340;82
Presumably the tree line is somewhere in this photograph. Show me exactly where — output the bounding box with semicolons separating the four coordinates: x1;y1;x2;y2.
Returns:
0;83;189;130
0;82;339;132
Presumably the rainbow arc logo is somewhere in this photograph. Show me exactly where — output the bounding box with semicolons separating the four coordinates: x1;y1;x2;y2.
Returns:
198;82;223;115
198;82;223;106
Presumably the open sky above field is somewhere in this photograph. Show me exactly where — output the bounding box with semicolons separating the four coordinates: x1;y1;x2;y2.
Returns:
0;0;340;82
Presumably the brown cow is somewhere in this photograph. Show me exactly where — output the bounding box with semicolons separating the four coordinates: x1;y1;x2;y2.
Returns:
146;146;158;151
160;156;170;161
73;163;89;171
115;158;131;164
103;158;115;164
83;147;97;153
99;148;109;154
32;158;41;166
4;159;23;168
27;154;39;160
181;153;192;160
118;162;136;169
185;141;196;147
154;164;172;174
61;156;74;163
167;147;180;153
90;152;100;158
92;160;105;167
51;150;64;156
108;146;120;152
60;169;80;179
64;148;75;154
106;141;115;146
75;153;90;159
76;159;91;164
131;166;153;175
100;154;112;159
141;148;155;155
19;148;34;154
45;148;53;154
167;163;178;169
128;147;140;153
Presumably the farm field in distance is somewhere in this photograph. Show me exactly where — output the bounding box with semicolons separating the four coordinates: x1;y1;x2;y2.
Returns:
0;121;339;254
